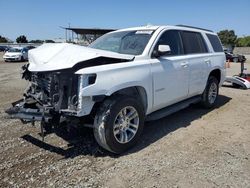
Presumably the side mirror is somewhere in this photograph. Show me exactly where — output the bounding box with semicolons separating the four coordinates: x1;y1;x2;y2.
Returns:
152;45;171;58
158;45;171;54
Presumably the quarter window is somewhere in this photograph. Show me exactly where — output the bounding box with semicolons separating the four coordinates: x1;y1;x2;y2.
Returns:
206;34;223;52
181;31;208;54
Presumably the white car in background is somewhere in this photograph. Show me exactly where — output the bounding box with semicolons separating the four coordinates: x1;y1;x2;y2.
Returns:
3;47;29;62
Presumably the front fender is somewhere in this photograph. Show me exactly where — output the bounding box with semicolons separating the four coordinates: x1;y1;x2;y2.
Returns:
78;63;153;114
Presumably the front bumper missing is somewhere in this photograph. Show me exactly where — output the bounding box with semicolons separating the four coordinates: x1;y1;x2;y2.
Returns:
5;99;54;141
5;99;52;123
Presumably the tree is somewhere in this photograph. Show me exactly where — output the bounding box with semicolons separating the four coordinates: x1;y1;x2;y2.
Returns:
0;35;8;43
217;30;237;47
29;39;44;43
16;35;28;43
44;40;55;43
236;36;250;47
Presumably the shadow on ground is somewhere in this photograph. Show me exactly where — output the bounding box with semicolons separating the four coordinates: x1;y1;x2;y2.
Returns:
222;84;246;90
21;95;232;158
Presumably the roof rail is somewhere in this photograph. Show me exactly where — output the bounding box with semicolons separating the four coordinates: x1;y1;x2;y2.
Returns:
176;25;213;32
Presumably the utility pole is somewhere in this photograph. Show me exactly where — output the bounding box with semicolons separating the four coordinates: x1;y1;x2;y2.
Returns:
68;23;71;42
65;28;67;42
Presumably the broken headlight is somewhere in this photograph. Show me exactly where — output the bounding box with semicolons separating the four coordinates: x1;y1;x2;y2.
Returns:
77;74;97;110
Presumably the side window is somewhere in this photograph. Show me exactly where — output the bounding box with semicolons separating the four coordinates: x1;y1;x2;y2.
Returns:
206;34;223;52
181;31;208;54
196;33;208;53
155;30;184;56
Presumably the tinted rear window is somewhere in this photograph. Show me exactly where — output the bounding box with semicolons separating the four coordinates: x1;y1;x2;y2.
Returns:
181;31;208;54
206;34;223;52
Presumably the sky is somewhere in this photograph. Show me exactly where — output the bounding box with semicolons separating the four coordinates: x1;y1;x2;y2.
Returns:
0;0;250;41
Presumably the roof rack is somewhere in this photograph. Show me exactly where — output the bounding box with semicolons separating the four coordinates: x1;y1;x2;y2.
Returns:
176;25;213;32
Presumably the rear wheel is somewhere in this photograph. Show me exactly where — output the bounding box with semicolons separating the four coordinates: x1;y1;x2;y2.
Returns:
201;76;219;108
93;95;145;154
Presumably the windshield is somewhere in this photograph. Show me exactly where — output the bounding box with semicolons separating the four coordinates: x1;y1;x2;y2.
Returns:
89;30;154;55
8;48;21;52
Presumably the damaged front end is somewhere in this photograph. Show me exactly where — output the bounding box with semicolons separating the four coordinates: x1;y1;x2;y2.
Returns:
5;43;134;139
6;64;81;126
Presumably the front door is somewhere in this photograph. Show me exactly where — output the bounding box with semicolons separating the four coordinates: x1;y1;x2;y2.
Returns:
151;56;189;111
150;30;189;111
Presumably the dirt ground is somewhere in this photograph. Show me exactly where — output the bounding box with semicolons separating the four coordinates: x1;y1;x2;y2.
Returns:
0;55;250;187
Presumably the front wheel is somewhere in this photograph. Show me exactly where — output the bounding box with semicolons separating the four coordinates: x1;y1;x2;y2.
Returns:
201;76;219;108
93;95;145;154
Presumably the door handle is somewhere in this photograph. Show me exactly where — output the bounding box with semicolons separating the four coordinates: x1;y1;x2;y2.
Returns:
181;62;188;68
205;59;211;64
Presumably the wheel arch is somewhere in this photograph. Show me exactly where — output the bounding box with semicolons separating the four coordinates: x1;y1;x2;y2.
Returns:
110;86;148;114
208;68;221;84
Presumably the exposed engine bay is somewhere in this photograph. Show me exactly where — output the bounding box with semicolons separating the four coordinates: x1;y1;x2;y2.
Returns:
6;64;80;125
27;69;79;112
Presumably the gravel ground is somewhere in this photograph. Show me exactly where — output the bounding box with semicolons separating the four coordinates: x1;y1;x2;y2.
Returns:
0;56;250;188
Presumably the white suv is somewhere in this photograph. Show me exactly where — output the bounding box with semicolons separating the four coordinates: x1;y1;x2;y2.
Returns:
6;25;226;153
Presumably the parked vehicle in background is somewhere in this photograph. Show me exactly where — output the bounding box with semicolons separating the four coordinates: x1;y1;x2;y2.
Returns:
0;45;9;52
3;47;29;62
224;51;246;63
6;25;226;153
26;45;36;50
239;54;247;63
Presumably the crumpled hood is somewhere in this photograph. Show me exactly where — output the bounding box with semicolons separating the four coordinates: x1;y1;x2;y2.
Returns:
28;43;134;72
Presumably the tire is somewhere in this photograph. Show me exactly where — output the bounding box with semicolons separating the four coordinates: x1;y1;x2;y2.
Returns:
43;122;53;133
21;56;24;62
93;95;145;154
201;76;219;108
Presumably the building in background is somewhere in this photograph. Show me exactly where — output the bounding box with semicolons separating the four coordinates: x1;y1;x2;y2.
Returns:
62;27;115;45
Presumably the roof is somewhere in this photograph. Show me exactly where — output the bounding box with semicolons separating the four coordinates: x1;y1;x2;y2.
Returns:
114;25;214;34
117;25;160;32
64;27;115;35
175;25;213;32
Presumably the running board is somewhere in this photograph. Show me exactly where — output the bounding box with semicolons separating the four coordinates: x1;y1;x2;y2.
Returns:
146;96;201;121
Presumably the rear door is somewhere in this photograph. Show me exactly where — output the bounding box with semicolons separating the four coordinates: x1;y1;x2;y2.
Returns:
180;31;209;96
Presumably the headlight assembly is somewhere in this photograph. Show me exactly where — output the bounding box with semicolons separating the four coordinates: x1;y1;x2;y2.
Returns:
78;74;97;89
77;74;97;110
